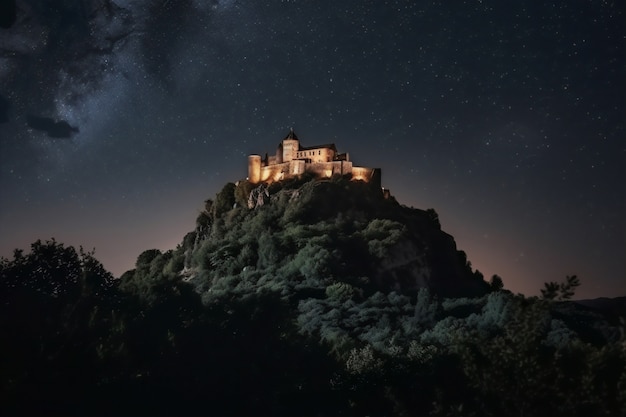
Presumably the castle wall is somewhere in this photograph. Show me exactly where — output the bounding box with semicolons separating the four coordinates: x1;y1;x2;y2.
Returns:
252;159;380;186
335;160;353;175
304;161;353;178
259;162;289;183
256;160;306;183
296;147;335;163
290;160;306;175
351;166;381;188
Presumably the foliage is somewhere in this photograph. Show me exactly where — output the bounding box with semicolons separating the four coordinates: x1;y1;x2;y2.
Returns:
426;207;440;229
1;179;623;416
0;240;118;415
541;275;581;301
211;182;236;219
234;179;255;207
489;274;504;291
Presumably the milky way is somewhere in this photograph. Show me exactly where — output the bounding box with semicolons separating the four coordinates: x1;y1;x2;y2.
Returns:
1;0;624;298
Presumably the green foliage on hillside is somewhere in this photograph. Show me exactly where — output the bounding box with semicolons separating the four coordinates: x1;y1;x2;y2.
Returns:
1;179;625;416
183;176;488;303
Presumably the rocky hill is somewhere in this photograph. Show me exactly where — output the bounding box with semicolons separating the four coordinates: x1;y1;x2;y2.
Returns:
171;174;490;302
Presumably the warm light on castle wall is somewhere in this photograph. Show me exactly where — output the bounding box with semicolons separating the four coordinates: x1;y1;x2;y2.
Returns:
247;131;380;188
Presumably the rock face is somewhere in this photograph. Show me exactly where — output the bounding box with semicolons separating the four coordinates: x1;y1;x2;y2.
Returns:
247;184;270;209
187;176;489;299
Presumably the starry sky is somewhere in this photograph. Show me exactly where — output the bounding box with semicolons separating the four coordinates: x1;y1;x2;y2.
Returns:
0;0;624;299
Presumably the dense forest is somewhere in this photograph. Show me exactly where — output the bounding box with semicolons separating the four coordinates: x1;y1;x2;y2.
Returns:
2;174;625;416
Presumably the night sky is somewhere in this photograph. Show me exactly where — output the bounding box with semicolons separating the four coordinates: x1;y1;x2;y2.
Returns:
0;0;624;299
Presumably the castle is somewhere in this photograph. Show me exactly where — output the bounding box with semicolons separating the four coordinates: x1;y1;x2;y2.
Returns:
247;129;381;188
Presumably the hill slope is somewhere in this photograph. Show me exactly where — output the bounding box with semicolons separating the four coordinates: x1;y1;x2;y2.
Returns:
168;175;490;302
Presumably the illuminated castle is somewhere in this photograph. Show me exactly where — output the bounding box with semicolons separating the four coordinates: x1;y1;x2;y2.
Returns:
247;129;381;188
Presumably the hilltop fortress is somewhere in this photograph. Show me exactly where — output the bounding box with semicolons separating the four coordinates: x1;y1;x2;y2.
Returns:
247;129;381;188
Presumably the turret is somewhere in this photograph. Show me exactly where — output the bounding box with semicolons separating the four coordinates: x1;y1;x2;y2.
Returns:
248;154;262;184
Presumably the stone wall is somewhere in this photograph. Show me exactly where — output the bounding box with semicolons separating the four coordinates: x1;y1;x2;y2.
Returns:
255;160;307;183
250;157;380;186
351;167;381;188
305;160;353;178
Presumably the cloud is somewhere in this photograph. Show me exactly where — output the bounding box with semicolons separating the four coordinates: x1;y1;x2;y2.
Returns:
26;114;79;138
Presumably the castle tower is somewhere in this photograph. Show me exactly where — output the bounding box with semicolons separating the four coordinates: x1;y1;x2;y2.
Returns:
248;154;262;184
276;142;283;164
282;128;299;162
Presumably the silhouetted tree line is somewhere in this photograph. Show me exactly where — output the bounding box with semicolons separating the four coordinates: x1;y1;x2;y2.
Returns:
1;177;625;416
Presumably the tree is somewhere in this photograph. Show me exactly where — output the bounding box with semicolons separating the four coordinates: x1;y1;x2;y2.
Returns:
135;248;162;268
541;275;580;301
0;239;114;299
426;208;441;229
489;275;504;291
413;288;439;328
0;240;118;415
211;182;236;219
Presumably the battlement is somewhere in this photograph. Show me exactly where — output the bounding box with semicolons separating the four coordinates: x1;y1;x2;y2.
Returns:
247;129;381;188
